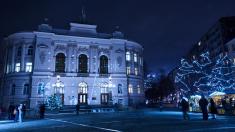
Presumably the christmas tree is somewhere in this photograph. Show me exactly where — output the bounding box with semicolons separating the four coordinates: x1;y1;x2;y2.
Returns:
46;94;62;110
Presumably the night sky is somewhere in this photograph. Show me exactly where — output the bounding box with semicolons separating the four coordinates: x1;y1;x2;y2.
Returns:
1;0;235;73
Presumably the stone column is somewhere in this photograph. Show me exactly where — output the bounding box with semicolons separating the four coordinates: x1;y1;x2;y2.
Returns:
11;45;15;72
21;44;26;71
90;46;98;73
67;46;72;72
131;51;135;75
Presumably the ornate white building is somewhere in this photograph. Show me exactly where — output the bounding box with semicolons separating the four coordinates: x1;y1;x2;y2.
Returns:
0;23;144;109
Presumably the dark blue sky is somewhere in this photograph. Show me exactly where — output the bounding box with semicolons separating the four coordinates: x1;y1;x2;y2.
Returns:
1;0;235;73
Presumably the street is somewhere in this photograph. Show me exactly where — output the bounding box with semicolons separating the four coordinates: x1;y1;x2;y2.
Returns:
0;109;235;132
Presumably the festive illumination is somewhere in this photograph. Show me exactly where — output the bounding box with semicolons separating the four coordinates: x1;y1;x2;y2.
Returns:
175;52;235;95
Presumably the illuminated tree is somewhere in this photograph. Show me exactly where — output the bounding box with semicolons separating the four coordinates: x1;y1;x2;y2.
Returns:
175;52;235;95
46;94;62;110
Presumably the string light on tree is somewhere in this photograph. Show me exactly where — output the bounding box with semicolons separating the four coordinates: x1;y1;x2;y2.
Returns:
175;52;235;95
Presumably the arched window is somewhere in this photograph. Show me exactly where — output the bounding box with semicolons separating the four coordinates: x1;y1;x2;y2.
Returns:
55;53;66;72
78;82;88;104
79;82;88;94
100;83;109;93
100;55;108;74
17;47;22;56
23;84;29;95
27;46;33;55
78;54;88;73
11;84;16;95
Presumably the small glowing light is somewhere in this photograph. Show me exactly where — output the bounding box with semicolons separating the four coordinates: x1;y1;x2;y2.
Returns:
198;41;201;46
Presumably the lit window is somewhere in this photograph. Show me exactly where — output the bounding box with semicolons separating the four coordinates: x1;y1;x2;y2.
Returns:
134;53;137;62
137;85;141;94
139;57;142;65
15;63;20;72
26;62;32;72
234;58;235;64
6;64;11;73
128;84;133;94
126;51;131;61
135;68;138;75
198;41;201;46
127;67;131;75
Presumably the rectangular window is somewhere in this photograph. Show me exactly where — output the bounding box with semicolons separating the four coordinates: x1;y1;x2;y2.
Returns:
6;64;11;73
128;84;133;94
134;53;137;62
26;62;32;72
127;67;131;75
137;85;141;94
139;57;142;65
126;51;131;61
15;63;20;72
135;68;138;75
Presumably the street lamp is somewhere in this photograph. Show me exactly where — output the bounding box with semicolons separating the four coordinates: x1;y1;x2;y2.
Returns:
52;75;65;105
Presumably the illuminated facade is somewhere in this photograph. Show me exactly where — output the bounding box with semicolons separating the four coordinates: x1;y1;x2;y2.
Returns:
0;23;144;108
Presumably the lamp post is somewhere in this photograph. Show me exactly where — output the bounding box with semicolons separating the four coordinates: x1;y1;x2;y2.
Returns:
108;76;115;105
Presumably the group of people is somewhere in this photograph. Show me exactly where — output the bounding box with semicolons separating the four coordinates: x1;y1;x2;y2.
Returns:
7;103;46;123
180;95;218;120
8;104;26;123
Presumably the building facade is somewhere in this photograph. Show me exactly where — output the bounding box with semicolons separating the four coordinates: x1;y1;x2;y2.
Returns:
187;16;235;60
0;23;144;109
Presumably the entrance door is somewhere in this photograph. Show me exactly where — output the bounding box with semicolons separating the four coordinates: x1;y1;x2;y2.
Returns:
101;93;109;105
79;94;87;104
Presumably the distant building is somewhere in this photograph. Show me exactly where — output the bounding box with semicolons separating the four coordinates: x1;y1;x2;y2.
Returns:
0;22;144;109
187;16;235;59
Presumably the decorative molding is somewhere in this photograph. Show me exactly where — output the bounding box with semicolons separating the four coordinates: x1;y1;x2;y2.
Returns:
98;47;110;56
115;48;124;53
37;43;49;48
78;46;89;52
55;45;67;52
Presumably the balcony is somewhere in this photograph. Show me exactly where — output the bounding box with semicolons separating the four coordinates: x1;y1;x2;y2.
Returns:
77;72;89;77
99;73;110;77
